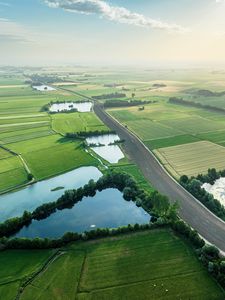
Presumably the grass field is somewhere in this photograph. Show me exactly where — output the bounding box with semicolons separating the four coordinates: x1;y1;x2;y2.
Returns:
52;112;108;134
154;141;225;178
110;163;153;192
15;229;224;299
6;134;97;180
0;249;54;300
0;155;28;191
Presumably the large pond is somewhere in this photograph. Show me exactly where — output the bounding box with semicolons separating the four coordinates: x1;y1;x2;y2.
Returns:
15;188;150;238
202;178;225;206
0;167;102;222
86;134;124;163
49;102;92;113
32;85;56;91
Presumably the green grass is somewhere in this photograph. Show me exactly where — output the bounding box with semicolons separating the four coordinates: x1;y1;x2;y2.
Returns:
110;163;153;192
196;131;225;144
0;156;28;192
18;229;224;300
21;251;84;300
154;141;225;177
145;134;201;150
0;147;13;159
0;281;21;300
52;112;108;134
6;135;96;180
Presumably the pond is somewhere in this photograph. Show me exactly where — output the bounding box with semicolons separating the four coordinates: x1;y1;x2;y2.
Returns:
49;102;92;113
202;178;225;206
15;188;150;238
86;134;124;163
32;85;56;91
0;167;102;222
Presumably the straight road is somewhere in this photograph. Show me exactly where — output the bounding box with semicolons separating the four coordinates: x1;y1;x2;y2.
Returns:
94;102;225;252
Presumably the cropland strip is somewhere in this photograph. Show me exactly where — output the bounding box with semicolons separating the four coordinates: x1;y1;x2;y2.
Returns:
154;141;225;178
94;102;225;252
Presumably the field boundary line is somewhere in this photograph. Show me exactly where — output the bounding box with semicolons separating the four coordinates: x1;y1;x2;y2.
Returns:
15;250;63;300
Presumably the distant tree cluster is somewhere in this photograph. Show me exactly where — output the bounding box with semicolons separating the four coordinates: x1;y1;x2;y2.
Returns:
180;168;225;221
104;99;155;108
65;130;115;139
169;97;225;114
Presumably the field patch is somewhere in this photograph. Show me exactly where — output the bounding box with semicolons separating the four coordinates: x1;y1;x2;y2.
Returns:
0;156;28;192
145;134;200;150
6;135;96;180
154;141;225;177
19;229;224;299
126;119;182;140
21;251;84;300
52;112;108;134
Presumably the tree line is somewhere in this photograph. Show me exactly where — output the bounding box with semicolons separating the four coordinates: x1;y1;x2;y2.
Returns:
180;168;225;221
65;130;115;139
104;99;155;108
169;97;225;114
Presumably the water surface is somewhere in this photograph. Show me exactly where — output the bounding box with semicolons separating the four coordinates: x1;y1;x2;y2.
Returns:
86;134;124;163
0;167;102;222
15;189;150;238
33;85;56;91
49;102;92;113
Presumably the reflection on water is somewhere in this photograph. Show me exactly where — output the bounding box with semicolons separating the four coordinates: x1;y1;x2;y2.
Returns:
0;167;102;222
86;134;124;163
15;189;150;238
49;102;92;113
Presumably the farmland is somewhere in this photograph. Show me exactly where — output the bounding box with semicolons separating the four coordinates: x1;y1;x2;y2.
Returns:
0;249;54;300
1;229;220;300
52;112;108;134
108;99;225;177
154;141;225;178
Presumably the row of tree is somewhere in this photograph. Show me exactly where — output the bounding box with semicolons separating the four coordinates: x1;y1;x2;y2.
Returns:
169;97;225;114
171;218;225;288
104;99;154;108
180;169;225;221
65;130;114;139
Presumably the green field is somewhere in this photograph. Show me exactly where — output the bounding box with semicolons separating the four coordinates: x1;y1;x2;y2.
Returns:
154;141;225;177
11;230;223;300
0;155;28;192
0;249;54;300
52;112;108;134
6;134;96;180
110;163;153;192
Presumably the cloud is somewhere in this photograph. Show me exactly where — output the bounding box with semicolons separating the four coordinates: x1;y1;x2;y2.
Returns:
45;0;189;33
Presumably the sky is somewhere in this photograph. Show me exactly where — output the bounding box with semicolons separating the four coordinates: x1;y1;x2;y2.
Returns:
1;0;225;67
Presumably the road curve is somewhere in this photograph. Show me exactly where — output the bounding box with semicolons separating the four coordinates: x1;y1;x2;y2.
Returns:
94;103;225;252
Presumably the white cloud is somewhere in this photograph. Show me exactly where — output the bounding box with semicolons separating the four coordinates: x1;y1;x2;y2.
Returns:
45;0;189;33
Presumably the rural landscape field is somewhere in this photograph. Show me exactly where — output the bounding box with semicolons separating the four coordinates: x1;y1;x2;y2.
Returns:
2;0;225;299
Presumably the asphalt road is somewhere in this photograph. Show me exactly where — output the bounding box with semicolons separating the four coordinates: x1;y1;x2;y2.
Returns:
94;103;225;252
